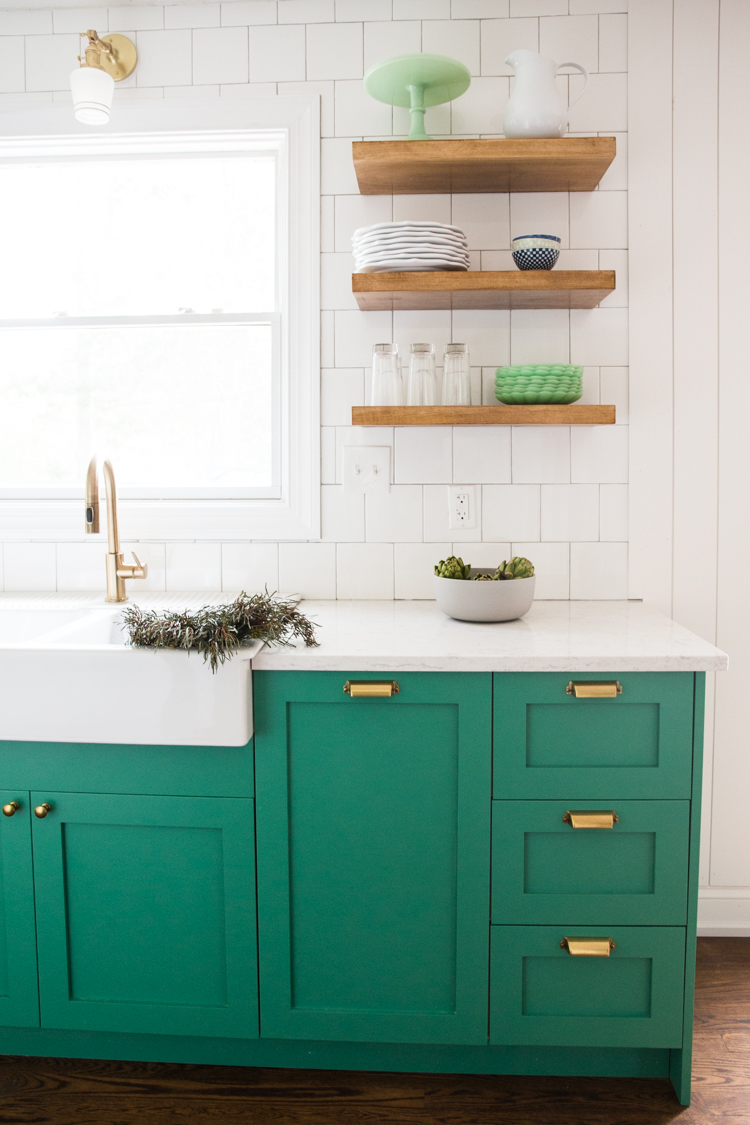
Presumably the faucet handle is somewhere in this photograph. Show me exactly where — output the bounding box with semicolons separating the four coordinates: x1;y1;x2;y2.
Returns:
130;551;148;579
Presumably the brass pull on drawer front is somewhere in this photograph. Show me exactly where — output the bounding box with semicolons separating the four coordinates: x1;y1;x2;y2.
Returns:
560;936;616;957
563;810;619;829
343;680;400;698
566;680;622;698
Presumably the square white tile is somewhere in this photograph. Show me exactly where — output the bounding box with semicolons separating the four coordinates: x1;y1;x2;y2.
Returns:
366;486;422;541
513;541;569;598
571;425;628;483
2;542;57;592
337;0;391;19
0;38;24;94
279;542;336;599
193;26;249;84
25;35;80;92
599;13;627;71
322;485;366;541
335;78;393;136
511;426;570;484
539;13;599;71
395;542;450;599
119;542;167;591
569;72;627;132
307;22;363;81
509;308;570;366
451;193;510;250
452;309;510;367
337;542;394;598
364;18;421;71
221;2;277;26
322;137;362;195
165;5;221;28
453;426;511;483
248;24;306;82
422;19;480;75
393;194;452;225
335;310;393;368
321;368;366;426
279;0;334;21
451;75;508;134
321;253;358;311
165;543;222;590
600;483;628;542
570;541;628;599
483;484;540;541
394;0;450;16
570;308;628;367
221;543;279;592
599;367;628;423
135;29;192;86
335;194;393;252
511;0;566;14
570;191;627;250
111;6;164;30
480;17;538;76
510;191;569;246
540;483;599;541
395;427;453;484
56;542;108;592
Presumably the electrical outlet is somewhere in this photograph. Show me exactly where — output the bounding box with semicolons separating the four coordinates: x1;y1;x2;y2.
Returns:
342;446;391;493
448;485;477;530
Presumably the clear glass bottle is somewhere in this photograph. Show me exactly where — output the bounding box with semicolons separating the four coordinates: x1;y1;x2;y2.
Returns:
406;342;437;406
370;343;402;406
442;342;471;405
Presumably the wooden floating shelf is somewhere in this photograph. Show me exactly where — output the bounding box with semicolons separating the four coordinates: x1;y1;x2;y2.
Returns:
352;270;615;311
353;137;616;195
352;406;616;426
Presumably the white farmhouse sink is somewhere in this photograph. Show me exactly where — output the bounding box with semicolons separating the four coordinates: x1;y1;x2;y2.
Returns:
0;597;261;747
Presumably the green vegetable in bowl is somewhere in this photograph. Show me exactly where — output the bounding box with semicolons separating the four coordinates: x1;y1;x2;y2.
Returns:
496;557;535;580
434;555;472;580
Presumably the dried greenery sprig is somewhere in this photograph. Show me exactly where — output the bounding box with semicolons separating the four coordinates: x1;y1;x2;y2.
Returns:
120;590;319;672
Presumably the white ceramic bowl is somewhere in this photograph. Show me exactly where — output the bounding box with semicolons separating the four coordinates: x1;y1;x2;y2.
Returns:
434;570;536;622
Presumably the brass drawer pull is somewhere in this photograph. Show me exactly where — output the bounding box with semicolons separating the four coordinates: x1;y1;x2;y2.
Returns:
563;810;619;829
344;680;399;698
2;801;20;817
560;936;615;957
34;803;53;819
566;680;622;698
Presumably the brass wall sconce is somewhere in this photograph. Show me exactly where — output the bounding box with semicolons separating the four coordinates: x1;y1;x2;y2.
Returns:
70;29;137;125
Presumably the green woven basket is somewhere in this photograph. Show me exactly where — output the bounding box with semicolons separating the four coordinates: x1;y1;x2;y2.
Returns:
495;364;583;405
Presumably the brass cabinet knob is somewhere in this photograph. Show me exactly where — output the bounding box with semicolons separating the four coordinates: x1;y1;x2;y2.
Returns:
34;803;52;819
2;801;20;817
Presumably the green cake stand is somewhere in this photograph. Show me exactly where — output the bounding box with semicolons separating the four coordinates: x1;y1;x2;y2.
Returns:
364;53;471;140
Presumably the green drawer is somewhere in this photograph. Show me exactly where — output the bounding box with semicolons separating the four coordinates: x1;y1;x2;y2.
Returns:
493;672;695;798
492;800;690;925
491;925;686;1048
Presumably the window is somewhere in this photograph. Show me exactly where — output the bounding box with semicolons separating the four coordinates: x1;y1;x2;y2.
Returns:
0;98;319;540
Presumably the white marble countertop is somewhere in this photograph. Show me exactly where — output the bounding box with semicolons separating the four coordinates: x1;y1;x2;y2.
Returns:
252;600;728;673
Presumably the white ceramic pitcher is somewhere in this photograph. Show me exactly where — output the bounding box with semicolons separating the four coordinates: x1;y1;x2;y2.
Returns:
503;49;589;138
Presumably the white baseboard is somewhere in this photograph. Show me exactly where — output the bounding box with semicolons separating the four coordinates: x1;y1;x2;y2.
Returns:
697;888;750;936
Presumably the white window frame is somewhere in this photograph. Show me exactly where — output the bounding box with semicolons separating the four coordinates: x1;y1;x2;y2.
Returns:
0;96;320;541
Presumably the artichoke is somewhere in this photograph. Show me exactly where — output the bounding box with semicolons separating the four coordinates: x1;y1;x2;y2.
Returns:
496;556;535;580
434;555;471;580
472;573;495;581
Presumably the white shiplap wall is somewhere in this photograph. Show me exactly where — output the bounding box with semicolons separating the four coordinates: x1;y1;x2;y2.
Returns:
0;0;629;598
629;0;750;932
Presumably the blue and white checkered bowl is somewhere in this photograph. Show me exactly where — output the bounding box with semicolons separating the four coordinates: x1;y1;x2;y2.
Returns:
511;233;561;272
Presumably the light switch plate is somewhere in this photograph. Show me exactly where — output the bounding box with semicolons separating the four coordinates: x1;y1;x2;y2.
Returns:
342;446;391;493
448;485;477;530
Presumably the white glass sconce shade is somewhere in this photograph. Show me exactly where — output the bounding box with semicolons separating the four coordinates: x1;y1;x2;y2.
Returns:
70;65;114;125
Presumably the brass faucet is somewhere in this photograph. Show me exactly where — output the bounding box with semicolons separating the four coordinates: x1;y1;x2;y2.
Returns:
85;456;147;602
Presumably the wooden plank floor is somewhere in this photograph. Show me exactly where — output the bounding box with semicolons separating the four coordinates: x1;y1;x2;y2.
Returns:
0;937;747;1124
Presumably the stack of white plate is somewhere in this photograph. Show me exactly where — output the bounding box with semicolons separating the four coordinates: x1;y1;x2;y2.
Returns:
352;221;470;273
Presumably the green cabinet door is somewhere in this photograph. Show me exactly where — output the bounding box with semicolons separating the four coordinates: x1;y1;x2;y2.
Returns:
491;925;686;1048
254;671;492;1044
492;800;690;924
31;792;258;1038
0;793;39;1027
494;672;695;798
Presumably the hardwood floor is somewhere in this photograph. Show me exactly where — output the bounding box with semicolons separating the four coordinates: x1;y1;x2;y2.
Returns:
0;938;747;1124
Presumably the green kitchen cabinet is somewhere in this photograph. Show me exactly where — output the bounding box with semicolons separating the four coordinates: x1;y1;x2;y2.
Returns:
0;793;40;1027
30;792;259;1039
491;800;690;924
494;672;695;798
490;926;687;1048
253;670;492;1044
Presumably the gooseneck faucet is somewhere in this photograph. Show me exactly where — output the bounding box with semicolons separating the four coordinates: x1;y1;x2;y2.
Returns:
85;456;147;603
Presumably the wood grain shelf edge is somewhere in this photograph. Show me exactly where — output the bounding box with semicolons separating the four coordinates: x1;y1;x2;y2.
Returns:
351;406;617;426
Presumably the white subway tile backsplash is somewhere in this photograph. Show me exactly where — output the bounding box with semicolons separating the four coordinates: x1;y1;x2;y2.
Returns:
54;9;108;34
194;26;249;84
280;78;334;135
451;193;509;250
451;75;508;134
600;483;628;542
321;137;361;194
337;542;393;598
335;310;392;367
541;483;599;541
364;18;420;71
571;307;628;367
393;194;451;225
0;37;24;93
222;543;279;591
452;309;509;367
0;10;52;34
571;425;628;483
279;542;336;598
321;368;365;425
110;6;163;30
539;14;599;72
321;195;334;251
307;22;363;81
321;253;358;310
366;486;423;541
453;426;511;483
336;426;394;483
337;0;392;20
424;485;481;543
568;0;627;13
166;5;221;28
512;426;570;484
322;485;366;541
570;191;627;250
165;543;222;590
3;542;57;591
483;484;540;541
509;309;570;366
394;0;449;17
569;71;627;132
463;541;511;567
599;13;627;71
117;542;166;591
395;428;452;484
422;19;480;76
335;77;393;136
220;81;276;95
321;426;337;484
480;17;538;75
56;542;107;592
393;310;451;362
513;541;569;598
248;23;306;82
510;192;569;247
136;29;192;85
335;194;392;252
599;366;628;423
578;365;601;405
570;541;628;599
453;1;508;15
221;1;277;26
395;542;448;599
511;0;566;14
25;34;79;91
280;0;334;23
